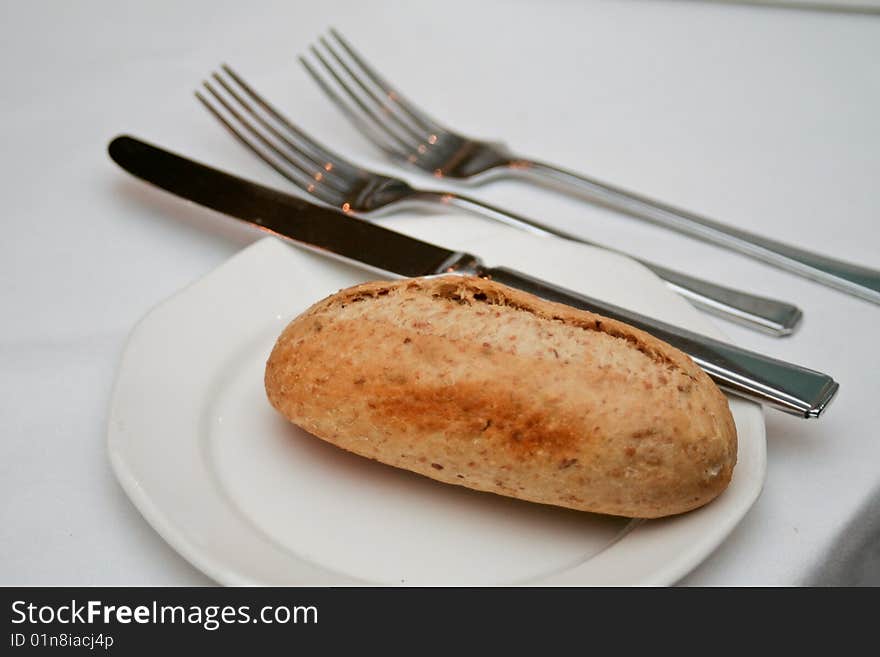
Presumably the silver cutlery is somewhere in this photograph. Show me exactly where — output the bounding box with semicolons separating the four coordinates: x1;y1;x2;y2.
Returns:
196;64;802;336
107;135;839;418
301;29;880;305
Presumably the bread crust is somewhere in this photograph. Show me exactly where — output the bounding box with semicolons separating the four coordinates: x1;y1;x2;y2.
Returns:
265;275;737;518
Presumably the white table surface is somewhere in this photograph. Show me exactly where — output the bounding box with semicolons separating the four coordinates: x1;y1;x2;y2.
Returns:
2;0;878;586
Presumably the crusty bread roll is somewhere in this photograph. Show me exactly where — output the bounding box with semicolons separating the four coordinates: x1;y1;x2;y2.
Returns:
265;275;736;518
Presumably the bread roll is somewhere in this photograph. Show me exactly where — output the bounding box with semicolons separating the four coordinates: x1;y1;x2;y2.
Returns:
265;275;736;518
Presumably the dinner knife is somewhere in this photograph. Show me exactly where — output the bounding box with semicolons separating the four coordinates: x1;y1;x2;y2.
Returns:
108;135;838;418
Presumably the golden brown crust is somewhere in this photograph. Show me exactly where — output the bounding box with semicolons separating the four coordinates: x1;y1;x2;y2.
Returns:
265;275;737;518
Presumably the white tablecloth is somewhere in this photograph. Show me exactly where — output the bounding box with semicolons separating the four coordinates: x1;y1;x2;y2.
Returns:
2;0;878;586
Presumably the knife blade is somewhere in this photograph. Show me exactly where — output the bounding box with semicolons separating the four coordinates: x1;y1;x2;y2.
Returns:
108;135;838;418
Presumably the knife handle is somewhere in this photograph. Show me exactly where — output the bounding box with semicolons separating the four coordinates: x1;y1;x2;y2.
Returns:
480;265;838;418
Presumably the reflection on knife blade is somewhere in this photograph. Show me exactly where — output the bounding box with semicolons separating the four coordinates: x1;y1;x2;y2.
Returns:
108;135;838;418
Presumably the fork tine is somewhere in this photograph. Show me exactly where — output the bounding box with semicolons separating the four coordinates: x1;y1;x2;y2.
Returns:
196;89;314;194
218;64;360;182
198;83;341;206
328;28;443;136
201;80;318;187
298;55;404;161
307;44;420;158
210;71;350;194
318;35;426;145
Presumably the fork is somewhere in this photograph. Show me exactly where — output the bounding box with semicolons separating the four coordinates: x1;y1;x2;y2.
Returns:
301;29;880;306
196;65;802;335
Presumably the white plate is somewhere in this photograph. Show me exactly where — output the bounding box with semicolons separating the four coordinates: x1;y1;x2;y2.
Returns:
107;214;765;586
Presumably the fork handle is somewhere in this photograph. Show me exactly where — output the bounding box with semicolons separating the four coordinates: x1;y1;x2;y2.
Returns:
414;189;802;336
508;160;880;304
